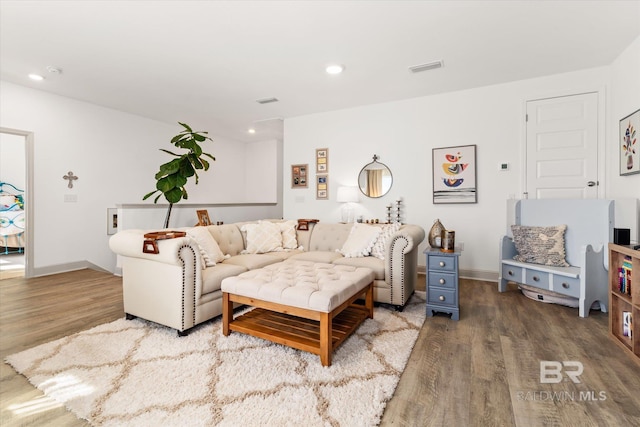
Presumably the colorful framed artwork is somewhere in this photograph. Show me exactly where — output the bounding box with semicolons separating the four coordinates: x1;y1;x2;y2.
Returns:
291;164;308;188
316;174;328;199
316;148;329;173
432;144;477;204
620;108;639;176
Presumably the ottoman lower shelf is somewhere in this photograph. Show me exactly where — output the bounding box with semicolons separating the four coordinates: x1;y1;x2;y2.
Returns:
229;305;370;356
222;282;373;366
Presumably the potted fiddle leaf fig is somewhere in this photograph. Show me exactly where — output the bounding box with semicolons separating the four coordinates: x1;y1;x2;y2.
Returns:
143;122;215;228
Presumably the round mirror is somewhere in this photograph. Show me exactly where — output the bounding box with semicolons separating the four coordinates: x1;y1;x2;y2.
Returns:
358;155;393;198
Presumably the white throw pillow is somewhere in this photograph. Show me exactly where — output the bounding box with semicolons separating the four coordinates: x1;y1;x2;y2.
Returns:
241;221;283;254
371;222;402;260
186;227;227;268
339;223;382;258
278;220;299;249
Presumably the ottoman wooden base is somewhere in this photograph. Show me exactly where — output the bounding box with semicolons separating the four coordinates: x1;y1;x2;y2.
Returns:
223;282;373;366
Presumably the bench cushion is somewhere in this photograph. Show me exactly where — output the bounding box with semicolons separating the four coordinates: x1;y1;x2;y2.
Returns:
221;260;374;312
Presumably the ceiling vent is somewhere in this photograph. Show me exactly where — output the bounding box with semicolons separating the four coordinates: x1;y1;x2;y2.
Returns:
256;97;279;104
408;60;444;73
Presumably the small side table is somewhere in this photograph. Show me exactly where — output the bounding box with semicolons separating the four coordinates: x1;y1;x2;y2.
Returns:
424;247;461;320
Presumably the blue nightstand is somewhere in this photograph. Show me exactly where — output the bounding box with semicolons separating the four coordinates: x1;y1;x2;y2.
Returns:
424;247;461;320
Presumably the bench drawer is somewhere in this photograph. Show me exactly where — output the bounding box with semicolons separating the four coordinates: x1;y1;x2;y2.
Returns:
428;256;455;272
551;275;581;298
501;264;523;283
428;272;456;289
525;270;549;288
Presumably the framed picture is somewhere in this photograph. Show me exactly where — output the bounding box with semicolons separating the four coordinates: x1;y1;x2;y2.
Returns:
196;209;211;226
316;174;328;199
620;108;639;176
432;144;477;204
291;164;308;188
316;148;329;173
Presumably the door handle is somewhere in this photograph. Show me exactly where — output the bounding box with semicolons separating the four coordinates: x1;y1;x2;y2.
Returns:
587;181;598;187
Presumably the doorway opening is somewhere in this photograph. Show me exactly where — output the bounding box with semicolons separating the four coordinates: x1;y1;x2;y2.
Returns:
0;127;34;279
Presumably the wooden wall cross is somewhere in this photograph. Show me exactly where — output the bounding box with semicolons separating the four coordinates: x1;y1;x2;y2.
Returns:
63;171;78;188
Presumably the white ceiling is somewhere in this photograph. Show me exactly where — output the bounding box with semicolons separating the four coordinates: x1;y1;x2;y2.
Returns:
1;1;639;142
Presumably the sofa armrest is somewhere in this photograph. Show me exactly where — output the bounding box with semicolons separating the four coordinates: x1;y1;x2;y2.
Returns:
386;224;426;306
109;229;201;268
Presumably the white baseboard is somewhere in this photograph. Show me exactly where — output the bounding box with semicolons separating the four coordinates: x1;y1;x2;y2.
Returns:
31;261;109;278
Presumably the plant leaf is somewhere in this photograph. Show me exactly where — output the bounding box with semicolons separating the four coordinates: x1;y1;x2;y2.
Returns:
178;122;193;133
165;187;183;203
143;190;158;200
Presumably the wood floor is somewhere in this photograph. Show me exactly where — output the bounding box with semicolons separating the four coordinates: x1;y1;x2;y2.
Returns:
1;270;639;426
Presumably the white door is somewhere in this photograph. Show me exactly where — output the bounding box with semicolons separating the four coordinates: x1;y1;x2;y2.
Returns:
525;92;599;199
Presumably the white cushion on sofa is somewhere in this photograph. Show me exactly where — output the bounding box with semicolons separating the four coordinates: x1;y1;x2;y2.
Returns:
241;221;283;254
371;222;401;260
278;220;299;249
186;227;227;267
338;223;382;258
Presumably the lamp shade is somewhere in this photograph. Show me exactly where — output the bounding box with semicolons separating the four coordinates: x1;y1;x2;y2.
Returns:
336;186;359;203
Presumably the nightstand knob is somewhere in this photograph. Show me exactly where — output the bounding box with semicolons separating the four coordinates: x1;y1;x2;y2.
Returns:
439;261;445;267
508;270;513;276
562;282;569;289
439;278;445;284
439;295;445;301
533;275;540;282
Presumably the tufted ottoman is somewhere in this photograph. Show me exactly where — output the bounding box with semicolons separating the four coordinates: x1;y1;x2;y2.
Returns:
221;260;374;366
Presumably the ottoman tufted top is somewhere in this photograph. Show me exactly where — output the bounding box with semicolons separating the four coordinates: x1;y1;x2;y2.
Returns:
221;259;374;312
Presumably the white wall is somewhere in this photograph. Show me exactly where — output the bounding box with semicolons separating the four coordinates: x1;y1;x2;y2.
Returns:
0;133;26;190
0;81;282;275
283;58;638;277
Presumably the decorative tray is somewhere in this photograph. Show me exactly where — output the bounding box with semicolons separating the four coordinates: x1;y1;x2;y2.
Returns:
142;231;187;254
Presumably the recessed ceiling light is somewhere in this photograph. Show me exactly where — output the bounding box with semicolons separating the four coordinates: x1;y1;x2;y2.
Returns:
326;64;345;75
248;128;256;134
28;73;44;81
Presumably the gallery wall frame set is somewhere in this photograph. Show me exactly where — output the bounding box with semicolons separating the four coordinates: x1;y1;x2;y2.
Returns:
432;144;477;204
316;174;328;200
291;164;308;188
620;108;639;176
316;148;329;173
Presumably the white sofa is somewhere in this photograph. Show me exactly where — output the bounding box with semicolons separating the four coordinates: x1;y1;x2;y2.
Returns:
109;220;425;335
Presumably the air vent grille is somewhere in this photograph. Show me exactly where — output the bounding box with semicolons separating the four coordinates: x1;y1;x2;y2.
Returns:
408;60;444;73
256;97;279;104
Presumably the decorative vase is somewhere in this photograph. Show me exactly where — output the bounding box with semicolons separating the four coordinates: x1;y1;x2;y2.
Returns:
429;219;445;248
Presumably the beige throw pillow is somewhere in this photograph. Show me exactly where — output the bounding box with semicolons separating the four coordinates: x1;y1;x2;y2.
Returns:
242;221;283;254
339;223;382;258
186;227;227;268
371;222;402;260
278;220;299;249
511;224;570;267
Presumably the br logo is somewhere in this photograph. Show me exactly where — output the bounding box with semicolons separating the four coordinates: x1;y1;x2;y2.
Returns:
540;361;583;384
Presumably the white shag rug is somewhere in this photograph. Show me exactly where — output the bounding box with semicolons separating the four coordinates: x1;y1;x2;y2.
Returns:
6;292;426;426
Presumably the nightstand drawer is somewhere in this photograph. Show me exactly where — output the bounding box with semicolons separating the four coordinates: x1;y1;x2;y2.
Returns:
525;270;549;288
428;272;456;289
427;288;456;306
428;255;455;272
551;275;580;298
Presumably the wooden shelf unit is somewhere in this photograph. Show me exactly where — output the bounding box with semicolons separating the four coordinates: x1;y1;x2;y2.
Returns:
608;243;640;362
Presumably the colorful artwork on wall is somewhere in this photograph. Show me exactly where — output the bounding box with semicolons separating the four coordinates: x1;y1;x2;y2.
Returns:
620;109;639;176
432;144;477;204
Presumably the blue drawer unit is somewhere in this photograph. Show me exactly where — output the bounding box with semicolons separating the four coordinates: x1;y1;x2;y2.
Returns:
424;247;461;320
